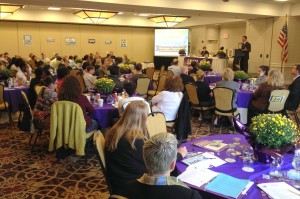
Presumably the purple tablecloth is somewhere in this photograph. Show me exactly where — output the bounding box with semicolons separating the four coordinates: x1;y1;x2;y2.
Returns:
176;134;294;199
204;75;222;85
4;86;29;113
237;89;254;108
90;102;119;129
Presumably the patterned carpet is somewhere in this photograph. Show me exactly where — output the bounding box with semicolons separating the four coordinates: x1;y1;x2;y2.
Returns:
0;110;298;199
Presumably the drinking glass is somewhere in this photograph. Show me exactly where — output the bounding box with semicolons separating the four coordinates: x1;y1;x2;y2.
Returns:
233;137;242;156
225;144;237;163
269;157;283;177
242;147;254;172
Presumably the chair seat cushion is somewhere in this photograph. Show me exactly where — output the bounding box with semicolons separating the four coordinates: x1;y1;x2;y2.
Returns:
215;109;239;117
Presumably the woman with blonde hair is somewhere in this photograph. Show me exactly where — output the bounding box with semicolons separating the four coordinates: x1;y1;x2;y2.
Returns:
105;101;149;196
248;69;285;123
195;69;214;107
216;67;239;108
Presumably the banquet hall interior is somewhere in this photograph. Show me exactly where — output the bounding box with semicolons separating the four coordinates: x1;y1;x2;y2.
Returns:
1;0;300;198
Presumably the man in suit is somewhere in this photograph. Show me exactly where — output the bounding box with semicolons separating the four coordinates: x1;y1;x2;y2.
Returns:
285;64;300;110
240;36;251;73
124;133;202;199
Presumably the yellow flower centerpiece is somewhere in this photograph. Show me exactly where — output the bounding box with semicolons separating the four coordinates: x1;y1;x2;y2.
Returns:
94;78;115;94
250;114;299;149
119;64;132;74
248;114;299;163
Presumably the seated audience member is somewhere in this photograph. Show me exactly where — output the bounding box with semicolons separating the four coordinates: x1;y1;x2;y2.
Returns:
131;63;146;84
118;81;150;115
256;65;269;86
43;65;52;77
216;68;239;108
125;133;202;199
285;64;300;111
180;66;195;90
168;59;181;76
194;70;214;107
248;69;285;123
58;75;98;133
68;56;77;69
83;65;97;90
108;65;123;92
28;67;44;108
152;76;184;121
16;58;30;84
188;61;198;75
96;58;109;77
37;60;45;69
105;101;187;196
33;76;58;129
56;66;69;92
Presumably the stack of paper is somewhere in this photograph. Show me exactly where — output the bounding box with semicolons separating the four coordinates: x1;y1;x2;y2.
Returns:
178;168;219;187
257;182;300;199
182;152;226;169
205;173;250;198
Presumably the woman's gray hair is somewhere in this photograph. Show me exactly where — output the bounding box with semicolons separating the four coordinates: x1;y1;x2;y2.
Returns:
143;133;178;175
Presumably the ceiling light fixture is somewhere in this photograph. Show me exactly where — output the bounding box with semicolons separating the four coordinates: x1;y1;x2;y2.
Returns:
0;3;22;19
148;15;190;27
48;7;61;11
74;10;118;23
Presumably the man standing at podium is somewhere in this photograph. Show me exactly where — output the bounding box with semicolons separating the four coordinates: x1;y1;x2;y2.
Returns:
240;36;251;73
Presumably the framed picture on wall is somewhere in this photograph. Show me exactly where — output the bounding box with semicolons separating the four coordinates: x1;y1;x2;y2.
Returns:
120;39;127;48
23;35;32;46
65;37;76;45
47;37;55;42
88;39;96;44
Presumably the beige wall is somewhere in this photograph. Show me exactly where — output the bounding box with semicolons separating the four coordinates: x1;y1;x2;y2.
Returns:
0;21;154;63
219;22;246;51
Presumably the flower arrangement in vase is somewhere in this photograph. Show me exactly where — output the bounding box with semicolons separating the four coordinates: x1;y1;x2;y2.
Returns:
234;70;249;82
119;64;132;74
199;61;212;71
0;66;12;81
178;49;186;56
94;78;115;94
249;114;299;163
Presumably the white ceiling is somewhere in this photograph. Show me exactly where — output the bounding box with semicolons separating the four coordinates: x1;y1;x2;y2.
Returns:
1;0;300;27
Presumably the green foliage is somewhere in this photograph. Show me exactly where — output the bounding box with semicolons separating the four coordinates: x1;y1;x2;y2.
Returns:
127;60;137;65
94;78;115;93
199;61;211;71
178;49;186;55
75;58;83;63
119;64;132;74
0;67;12;78
250;114;300;148
234;70;249;80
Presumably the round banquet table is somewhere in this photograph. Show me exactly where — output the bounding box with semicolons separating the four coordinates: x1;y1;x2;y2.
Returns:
4;86;29;113
204;74;222;85
176;134;294;199
90;102;119;129
237;89;254;124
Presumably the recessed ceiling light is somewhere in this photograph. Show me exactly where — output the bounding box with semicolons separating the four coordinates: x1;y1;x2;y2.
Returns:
48;7;61;11
118;12;123;15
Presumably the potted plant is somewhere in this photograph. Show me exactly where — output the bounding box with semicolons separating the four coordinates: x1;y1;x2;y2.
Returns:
234;70;249;82
94;78;115;94
249;114;299;163
199;61;212;72
178;49;186;56
119;64;132;74
0;67;12;80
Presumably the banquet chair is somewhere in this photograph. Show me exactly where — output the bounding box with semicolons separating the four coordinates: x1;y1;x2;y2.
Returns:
166;70;174;79
268;89;290;113
21;91;46;151
49;101;95;163
147;74;166;99
0;84;13;131
212;87;240;134
137;77;151;98
76;75;87;93
95;132;127;199
288;101;300;127
146;112;167;137
70;69;81;76
153;65;165;83
34;85;45;96
185;83;214;127
189;73;197;81
145;67;155;80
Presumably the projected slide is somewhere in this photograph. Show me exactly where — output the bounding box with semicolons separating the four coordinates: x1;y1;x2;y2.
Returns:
155;29;189;57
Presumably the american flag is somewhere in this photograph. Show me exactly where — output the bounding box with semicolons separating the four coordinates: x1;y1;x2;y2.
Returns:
277;20;288;62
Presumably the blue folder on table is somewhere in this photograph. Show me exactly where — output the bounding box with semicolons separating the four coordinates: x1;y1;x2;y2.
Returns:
205;173;250;198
